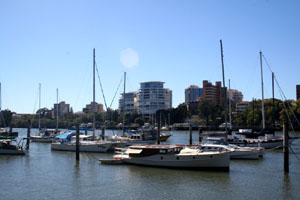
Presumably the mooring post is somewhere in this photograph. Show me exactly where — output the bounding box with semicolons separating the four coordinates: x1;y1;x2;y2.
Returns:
76;125;80;161
101;127;105;140
157;116;161;145
85;124;87;135
283;123;289;173
198;127;203;144
189;124;192;145
26;120;30;149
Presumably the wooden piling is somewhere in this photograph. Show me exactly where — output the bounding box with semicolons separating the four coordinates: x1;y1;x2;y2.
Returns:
198;128;203;144
76;125;80;161
26;120;30;149
157;116;161;144
85;124;87;135
283;123;289;173
101;127;105;140
189;124;192;145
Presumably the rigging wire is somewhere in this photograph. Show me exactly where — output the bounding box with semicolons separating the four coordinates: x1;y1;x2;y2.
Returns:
95;61;108;111
110;76;123;108
262;54;300;133
95;61;124;136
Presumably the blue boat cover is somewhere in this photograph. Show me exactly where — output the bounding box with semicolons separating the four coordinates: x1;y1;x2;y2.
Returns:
55;132;75;139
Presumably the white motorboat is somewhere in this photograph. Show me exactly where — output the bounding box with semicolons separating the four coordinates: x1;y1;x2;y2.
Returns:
200;144;261;159
104;144;230;170
228;135;283;149
203;137;264;159
107;133;156;146
0;139;26;155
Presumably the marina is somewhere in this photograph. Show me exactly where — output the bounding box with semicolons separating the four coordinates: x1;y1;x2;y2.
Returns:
0;128;300;199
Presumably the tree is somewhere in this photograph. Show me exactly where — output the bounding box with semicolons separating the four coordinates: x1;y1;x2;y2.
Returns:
169;103;188;124
135;117;144;126
198;100;214;125
0;110;13;127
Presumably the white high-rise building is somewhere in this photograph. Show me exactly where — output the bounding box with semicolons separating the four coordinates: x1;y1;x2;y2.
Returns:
118;92;137;113
137;81;172;115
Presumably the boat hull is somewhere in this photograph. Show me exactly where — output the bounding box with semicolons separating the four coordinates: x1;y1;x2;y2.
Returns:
159;135;171;142
31;136;55;143
0;149;25;155
51;142;113;153
230;140;282;149
230;151;259;159
117;152;230;170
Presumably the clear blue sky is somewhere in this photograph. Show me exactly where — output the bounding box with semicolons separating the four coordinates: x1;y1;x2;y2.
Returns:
1;0;299;114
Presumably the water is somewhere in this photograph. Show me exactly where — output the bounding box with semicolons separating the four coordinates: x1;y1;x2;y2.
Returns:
1;128;300;200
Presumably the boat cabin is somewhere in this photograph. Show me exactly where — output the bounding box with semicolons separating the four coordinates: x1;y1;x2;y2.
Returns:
125;145;182;157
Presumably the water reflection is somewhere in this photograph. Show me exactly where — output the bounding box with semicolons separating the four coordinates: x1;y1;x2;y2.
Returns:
282;174;292;199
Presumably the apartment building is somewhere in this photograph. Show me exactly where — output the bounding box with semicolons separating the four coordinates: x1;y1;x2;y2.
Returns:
185;85;203;104
137;81;172;115
202;80;227;104
84;102;104;113
118;92;137;113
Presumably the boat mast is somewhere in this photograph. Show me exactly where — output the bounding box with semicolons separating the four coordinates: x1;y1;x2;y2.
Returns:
220;40;228;133
0;82;6;128
122;72;126;135
38;83;41;134
93;48;96;138
56;88;59;132
0;82;1;113
272;72;275;128
252;98;255;127
260;51;266;129
228;79;232;129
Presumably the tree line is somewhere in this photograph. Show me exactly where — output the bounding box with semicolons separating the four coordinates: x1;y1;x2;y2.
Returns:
1;98;300;130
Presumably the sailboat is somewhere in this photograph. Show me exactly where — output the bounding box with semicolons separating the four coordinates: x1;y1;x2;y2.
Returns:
51;49;126;152
228;52;283;149
0;83;19;139
0;83;25;155
31;85;62;143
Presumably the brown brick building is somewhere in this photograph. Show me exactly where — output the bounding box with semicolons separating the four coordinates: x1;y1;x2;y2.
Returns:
202;80;227;104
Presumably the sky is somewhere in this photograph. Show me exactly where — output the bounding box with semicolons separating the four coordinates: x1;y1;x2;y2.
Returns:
0;0;300;114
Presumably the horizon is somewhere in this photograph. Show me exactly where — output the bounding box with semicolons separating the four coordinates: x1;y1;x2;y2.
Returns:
1;0;300;114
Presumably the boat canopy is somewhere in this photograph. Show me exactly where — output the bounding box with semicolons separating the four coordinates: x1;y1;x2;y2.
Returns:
125;149;143;154
55;133;75;139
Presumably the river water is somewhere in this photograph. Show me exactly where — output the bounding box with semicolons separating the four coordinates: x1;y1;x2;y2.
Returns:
1;128;300;200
